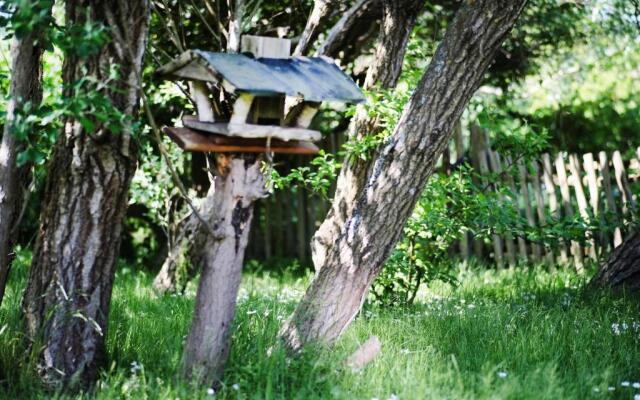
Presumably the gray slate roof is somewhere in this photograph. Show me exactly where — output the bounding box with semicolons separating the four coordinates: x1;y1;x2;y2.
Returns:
159;50;365;104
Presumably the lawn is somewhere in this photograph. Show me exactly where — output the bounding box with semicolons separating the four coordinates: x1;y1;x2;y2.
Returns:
1;251;639;399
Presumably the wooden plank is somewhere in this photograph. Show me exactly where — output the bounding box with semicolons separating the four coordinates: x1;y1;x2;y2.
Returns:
583;153;600;216
183;115;322;142
569;154;595;261
230;93;254;124
488;151;516;267
469;124;486;259
295;103;320;128
583;153;602;257
542;153;563;263
612;150;636;214
189;81;215;122
241;35;291;58
479;149;504;269
519;161;541;262
163;126;320;155
531;161;554;264
556;153;584;272
599;151;622;247
504;156;528;260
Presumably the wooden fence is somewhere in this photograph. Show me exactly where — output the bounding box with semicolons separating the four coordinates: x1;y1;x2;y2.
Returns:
244;127;640;269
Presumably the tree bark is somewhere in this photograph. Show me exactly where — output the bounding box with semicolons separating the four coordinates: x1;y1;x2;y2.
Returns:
317;0;382;65
21;0;150;389
589;231;640;294
280;0;528;351
181;154;265;383
294;0;344;56
0;1;50;307
153;209;208;294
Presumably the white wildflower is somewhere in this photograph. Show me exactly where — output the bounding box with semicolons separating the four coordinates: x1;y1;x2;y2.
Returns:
232;383;240;391
400;349;410;355
592;387;600;393
388;394;398;400
622;381;631;387
130;361;142;374
497;371;508;378
634;394;640;400
633;382;640;388
207;388;215;396
612;323;621;335
608;386;615;391
246;310;257;315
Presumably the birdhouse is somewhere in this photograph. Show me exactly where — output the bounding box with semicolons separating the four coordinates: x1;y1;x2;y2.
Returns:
157;36;365;155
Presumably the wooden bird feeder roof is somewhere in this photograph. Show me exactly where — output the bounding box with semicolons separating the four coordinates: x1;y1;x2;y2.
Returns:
157;50;366;104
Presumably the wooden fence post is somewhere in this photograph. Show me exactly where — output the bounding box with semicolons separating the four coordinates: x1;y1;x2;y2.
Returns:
555;153;584;272
488;151;516;267
543;153;563;263
599;151;622;247
569;154;596;261
583;153;602;258
519;161;540;262
531;161;554;264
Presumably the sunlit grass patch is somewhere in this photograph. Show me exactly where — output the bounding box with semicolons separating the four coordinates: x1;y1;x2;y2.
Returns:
1;254;638;399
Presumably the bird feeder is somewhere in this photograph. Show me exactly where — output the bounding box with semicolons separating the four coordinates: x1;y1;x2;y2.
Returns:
157;36;365;155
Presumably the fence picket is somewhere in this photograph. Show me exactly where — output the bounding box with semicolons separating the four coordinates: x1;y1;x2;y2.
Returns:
531;161;553;263
556;154;584;271
543;153;565;262
519;161;541;262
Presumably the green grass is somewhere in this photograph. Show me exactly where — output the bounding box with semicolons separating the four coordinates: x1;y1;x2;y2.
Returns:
1;252;639;399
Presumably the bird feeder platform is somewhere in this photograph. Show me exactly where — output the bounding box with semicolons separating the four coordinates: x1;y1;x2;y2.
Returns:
163;126;320;155
156;38;364;155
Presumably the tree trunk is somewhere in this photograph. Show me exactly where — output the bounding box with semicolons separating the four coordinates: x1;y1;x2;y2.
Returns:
0;1;50;307
589;231;640;294
181;154;265;383
21;0;150;389
294;0;343;56
317;0;382;65
153;209;208;294
280;0;528;351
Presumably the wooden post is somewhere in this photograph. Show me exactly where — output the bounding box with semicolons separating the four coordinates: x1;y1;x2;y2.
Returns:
488;151;516;267
556;153;583;272
569;154;595;261
504;156;528;260
182;35;290;382
599;151;622;247
612;150;636;215
543;153;563;263
583;153;602;257
519;161;540;262
479;149;503;268
469;124;486;260
531;161;553;264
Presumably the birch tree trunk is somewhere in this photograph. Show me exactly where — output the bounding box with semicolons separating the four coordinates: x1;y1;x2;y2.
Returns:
280;0;529;351
181;154;265;383
0;1;51;307
21;0;150;389
589;231;640;294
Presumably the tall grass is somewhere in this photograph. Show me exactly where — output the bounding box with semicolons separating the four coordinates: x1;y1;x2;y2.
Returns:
1;251;639;399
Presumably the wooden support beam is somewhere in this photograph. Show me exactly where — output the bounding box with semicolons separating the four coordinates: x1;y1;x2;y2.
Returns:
182;116;322;142
295;103;320;128
189;81;215;122
230;93;254;124
164;126;319;155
